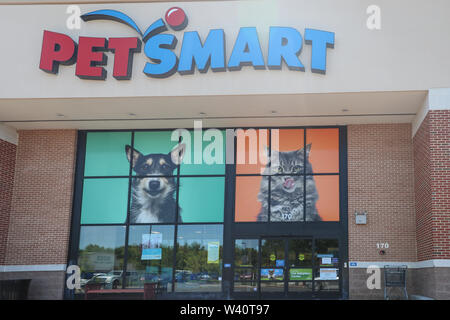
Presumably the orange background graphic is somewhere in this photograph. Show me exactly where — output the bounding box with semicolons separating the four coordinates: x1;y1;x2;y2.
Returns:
235;128;340;222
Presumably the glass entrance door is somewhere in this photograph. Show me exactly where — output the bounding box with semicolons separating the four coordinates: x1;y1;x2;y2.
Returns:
260;239;286;294
286;238;314;296
260;238;314;298
233;237;341;299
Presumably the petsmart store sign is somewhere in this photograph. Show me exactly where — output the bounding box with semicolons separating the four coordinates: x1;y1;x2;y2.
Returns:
39;7;335;80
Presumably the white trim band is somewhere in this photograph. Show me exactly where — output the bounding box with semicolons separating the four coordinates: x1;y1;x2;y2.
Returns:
429;88;450;110
412;88;450;137
349;259;450;269
0;264;67;272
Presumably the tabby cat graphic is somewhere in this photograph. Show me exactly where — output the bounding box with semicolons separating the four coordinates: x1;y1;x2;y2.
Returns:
256;144;321;222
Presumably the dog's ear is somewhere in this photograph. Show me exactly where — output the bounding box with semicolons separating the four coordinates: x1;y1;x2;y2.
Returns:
125;145;142;168
170;143;186;165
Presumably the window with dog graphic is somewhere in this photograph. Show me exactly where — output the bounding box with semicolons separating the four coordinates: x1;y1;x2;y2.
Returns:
81;130;226;225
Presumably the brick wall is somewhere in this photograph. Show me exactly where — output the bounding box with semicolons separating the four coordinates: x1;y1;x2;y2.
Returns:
348;124;417;262
0;139;16;265
414;110;450;260
4;130;77;265
414;114;433;260
428;110;450;259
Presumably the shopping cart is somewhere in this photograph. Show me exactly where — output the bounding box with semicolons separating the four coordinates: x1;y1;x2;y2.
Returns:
384;265;408;300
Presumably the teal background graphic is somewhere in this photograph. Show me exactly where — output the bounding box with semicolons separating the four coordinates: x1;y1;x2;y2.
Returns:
134;131;179;156
84;132;131;177
81;178;129;224
179;130;226;175
178;177;225;223
81;130;225;224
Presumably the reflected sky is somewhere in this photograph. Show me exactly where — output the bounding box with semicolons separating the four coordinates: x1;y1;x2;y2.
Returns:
79;225;126;250
177;225;223;246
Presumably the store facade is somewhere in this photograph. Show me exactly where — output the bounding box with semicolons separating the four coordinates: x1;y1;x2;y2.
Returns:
0;0;449;300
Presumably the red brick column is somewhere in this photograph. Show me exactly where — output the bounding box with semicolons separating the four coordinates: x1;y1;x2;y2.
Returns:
0;130;77;299
0;139;17;265
347;124;417;299
414;110;450;260
348;124;417;262
4;130;77;266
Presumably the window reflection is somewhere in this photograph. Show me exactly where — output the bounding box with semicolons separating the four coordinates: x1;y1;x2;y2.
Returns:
126;225;175;292
314;239;339;292
234;239;259;292
175;225;223;292
235;239;258;267
261;239;284;268
77;226;126;293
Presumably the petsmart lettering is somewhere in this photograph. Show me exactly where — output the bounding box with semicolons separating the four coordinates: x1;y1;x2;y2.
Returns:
39;7;335;80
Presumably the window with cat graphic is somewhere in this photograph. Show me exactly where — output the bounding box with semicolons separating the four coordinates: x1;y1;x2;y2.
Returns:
235;128;340;222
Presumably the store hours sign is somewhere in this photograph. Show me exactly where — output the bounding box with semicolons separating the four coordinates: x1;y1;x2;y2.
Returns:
39;7;335;80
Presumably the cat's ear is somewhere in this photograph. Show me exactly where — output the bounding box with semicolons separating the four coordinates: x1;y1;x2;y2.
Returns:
261;145;269;160
305;143;312;158
270;148;280;166
260;145;278;165
296;144;312;159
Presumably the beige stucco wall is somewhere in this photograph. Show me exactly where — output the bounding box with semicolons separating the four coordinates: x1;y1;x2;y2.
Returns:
0;0;215;3
0;0;450;100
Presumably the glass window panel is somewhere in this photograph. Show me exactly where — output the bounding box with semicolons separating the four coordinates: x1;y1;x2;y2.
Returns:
125;225;174;291
288;239;312;267
236;129;269;175
179;130;226;175
314;239;340;291
288;281;313;292
289;268;313;281
81;178;128;224
178;177;224;223
260;281;284;292
270;129;305;175
134;131;179;155
235;176;268;222
77;226;126;293
132;131;180;177
234;282;258;293
260;268;284;281
129;176;178;224
315;239;339;269
270;176;304;222
306;128;339;174
315;281;340;292
261;239;284;268
234;268;258;282
308;175;339;222
175;225;223;292
234;239;258;267
84;132;131;177
234;128;341;225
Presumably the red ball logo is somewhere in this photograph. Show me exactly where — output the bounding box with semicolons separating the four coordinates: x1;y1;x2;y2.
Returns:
165;7;188;31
